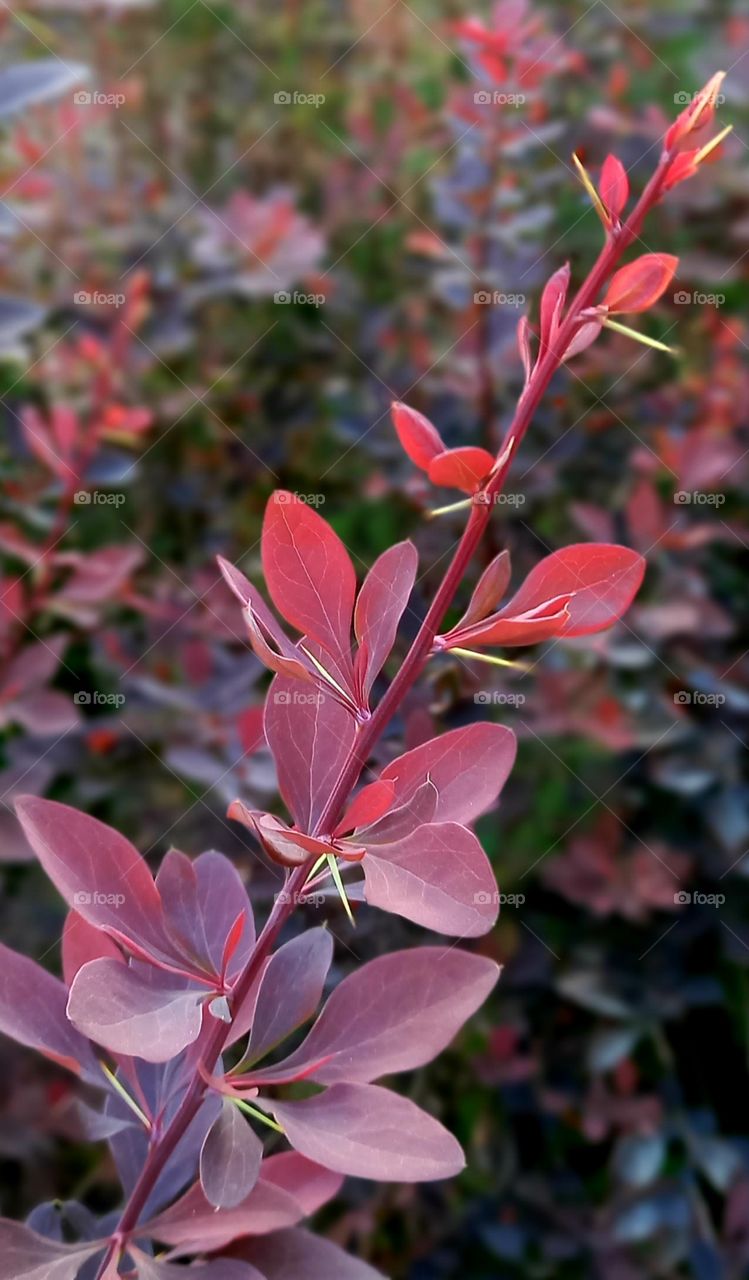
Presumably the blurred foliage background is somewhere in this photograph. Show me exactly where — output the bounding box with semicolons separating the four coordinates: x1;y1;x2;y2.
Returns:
0;0;748;1275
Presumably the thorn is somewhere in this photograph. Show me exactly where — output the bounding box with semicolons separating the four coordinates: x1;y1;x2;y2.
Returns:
602;317;679;354
449;647;530;671
327;853;355;926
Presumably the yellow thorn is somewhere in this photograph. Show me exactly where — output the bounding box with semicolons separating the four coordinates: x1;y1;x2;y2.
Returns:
572;152;609;226
99;1061;151;1129
427;497;474;519
233;1097;285;1134
327;853;355;926
694;123;733;166
602;318;678;354
450;647;530;671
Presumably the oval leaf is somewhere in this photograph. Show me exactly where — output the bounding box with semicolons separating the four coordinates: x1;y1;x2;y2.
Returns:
200;1101;263;1210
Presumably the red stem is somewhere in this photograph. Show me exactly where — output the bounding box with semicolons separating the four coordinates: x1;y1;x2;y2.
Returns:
95;148;673;1276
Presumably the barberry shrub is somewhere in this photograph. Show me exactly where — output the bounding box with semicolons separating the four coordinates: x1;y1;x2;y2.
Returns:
0;76;729;1279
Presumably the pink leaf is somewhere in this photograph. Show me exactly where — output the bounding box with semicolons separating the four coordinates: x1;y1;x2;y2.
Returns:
6;689;78;736
66;959;204;1061
266;1083;464;1181
247;946;499;1086
0;941;98;1080
378;722;517;826
603;253;679;314
55;544;143;605
600;154;629;218
0;1218;101;1280
131;1249;264;1279
264;678;356;831
539;262;570;352
427;446;495;494
62;909;122;987
146;1157;342;1250
390;401;445;470
15;796;168;963
200;1100;263;1209
238;1227;387;1279
262;493;356;673
1;635;66;698
353;541;418;701
517;315;533;383
363;821;498;936
561;316;603;361
244;929;333;1066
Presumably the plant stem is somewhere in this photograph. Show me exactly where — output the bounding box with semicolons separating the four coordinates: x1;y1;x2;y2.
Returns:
96;148;673;1275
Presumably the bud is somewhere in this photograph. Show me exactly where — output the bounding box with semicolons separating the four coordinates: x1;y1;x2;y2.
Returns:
665;71;725;150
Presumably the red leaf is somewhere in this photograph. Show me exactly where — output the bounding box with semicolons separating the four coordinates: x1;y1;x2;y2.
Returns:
262;493;356;673
599;154;629;218
378;722;517;827
454;550;511;631
0;940;99;1080
446;543;645;648
66;958;205;1061
264;676;356;831
334;779;396;837
391;401;445;471
427;446;495;494
354;541;417;702
62;909;122;987
603;253;679;314
243;929;333;1067
238;1229;387;1280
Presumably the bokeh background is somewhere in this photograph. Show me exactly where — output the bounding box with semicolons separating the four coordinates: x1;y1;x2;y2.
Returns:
1;1;748;1275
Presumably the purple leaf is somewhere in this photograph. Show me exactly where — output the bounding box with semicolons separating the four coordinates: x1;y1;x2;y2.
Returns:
200;1101;263;1209
248;947;499;1085
245;929;333;1066
157;849;255;980
266;1083;465;1181
378;723;516;826
67;959;204;1062
130;1248;265;1279
0;1218;100;1279
0;941;98;1081
146;1155;342;1251
9;689;79;736
262;492;356;675
363;822;498;936
264;679;356;830
353;542;417;701
238;1228;387;1279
